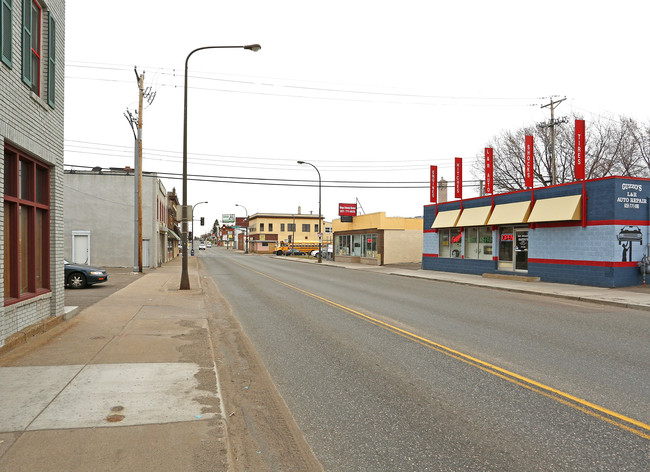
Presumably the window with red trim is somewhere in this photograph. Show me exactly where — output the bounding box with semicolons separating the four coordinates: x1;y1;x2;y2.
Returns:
4;145;50;305
21;0;41;95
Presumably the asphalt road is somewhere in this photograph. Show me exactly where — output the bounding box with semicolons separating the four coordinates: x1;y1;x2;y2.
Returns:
201;247;649;471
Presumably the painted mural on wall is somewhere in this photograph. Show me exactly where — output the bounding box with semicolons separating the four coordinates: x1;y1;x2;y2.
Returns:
617;226;643;262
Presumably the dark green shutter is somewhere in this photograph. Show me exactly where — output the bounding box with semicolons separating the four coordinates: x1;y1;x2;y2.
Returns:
1;0;12;67
21;0;30;86
47;14;55;108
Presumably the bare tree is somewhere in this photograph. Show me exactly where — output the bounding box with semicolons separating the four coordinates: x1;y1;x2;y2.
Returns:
472;114;649;192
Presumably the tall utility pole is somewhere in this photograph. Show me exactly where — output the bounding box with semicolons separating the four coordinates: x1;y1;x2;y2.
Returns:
135;68;144;272
540;96;568;186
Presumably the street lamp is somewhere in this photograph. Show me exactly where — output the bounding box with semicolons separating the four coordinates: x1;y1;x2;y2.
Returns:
297;161;322;263
180;44;261;290
191;201;208;252
235;203;249;253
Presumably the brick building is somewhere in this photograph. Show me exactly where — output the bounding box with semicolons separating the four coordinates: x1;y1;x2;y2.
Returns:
1;0;65;349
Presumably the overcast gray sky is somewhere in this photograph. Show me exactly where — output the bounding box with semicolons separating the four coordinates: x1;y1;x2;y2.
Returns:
64;0;650;228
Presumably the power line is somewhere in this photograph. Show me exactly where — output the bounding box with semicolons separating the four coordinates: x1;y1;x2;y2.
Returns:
63;139;468;172
64;164;487;189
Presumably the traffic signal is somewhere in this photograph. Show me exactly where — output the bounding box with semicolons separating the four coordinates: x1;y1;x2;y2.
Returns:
200;217;205;226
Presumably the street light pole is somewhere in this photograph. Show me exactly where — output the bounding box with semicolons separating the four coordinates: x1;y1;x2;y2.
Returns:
191;201;208;252
297;161;322;263
180;44;261;290
235;204;249;253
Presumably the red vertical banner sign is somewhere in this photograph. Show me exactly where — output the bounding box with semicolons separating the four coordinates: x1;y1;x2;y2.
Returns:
455;157;462;199
575;119;585;180
485;148;493;194
430;165;437;203
525;135;534;188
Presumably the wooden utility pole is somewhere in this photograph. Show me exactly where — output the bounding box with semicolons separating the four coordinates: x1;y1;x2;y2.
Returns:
540;96;568;186
135;69;144;272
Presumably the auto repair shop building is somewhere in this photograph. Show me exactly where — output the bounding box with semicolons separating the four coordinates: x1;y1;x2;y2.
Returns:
423;176;650;287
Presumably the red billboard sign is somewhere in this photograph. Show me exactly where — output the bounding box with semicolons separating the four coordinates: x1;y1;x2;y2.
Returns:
575;119;585;180
485;148;493;194
430;165;437;203
455;158;462;199
338;203;357;217
525;135;534;188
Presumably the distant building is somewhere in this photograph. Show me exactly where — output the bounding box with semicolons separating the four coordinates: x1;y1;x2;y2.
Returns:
332;212;423;265
1;0;66;350
246;211;332;254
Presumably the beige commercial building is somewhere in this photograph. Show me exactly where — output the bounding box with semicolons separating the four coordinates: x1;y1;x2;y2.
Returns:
247;212;332;254
333;212;423;265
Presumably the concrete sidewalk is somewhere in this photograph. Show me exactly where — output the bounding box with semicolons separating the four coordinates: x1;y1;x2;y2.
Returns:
0;257;230;472
279;255;650;311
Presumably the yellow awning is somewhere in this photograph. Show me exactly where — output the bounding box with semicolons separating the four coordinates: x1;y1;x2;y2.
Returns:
528;194;582;223
487;201;532;225
431;209;461;229
456;206;493;227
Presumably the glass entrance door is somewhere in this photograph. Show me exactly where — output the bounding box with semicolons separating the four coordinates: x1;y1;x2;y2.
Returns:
498;227;528;272
498;227;514;271
514;229;528;271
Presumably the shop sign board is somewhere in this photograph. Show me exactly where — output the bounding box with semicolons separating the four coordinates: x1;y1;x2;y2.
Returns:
616;182;648;211
430;165;437;203
455;158;462;199
339;203;357;216
575;120;585;180
525;135;534;188
484;149;493;195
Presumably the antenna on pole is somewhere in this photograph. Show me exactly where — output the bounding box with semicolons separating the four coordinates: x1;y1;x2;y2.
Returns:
355;197;366;215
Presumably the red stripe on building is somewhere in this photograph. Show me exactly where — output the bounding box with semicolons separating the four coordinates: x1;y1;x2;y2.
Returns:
528;258;638;268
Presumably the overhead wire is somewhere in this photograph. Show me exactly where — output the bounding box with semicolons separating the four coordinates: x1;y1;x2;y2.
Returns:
63;164;487;189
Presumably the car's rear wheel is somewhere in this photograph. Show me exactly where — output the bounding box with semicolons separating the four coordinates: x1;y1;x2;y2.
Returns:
67;272;87;289
276;250;283;255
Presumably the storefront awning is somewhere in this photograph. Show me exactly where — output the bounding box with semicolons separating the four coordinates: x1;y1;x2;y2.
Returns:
487;201;532;225
431;209;461;229
456;206;493;227
528;194;582;223
168;229;181;241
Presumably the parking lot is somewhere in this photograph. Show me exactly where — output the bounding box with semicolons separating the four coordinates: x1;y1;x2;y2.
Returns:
64;267;146;312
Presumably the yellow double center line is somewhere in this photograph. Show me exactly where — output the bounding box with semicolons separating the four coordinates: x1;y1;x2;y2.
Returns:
236;261;650;440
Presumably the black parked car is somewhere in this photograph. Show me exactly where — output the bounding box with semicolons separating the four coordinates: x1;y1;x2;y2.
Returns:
64;260;109;289
285;248;306;256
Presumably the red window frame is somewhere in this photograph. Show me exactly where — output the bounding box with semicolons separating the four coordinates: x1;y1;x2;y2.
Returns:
4;145;51;305
30;0;41;95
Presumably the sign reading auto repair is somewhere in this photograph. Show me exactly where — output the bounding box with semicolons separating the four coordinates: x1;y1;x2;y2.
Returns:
339;203;357;216
617;183;648;210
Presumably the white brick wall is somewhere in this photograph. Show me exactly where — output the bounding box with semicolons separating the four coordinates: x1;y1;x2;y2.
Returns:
1;0;66;346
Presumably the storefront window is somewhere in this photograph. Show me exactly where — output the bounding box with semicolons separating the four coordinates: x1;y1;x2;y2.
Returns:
464;227;493;260
465;228;478;259
362;233;378;258
438;229;462;258
439;230;450;258
336;234;351;256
